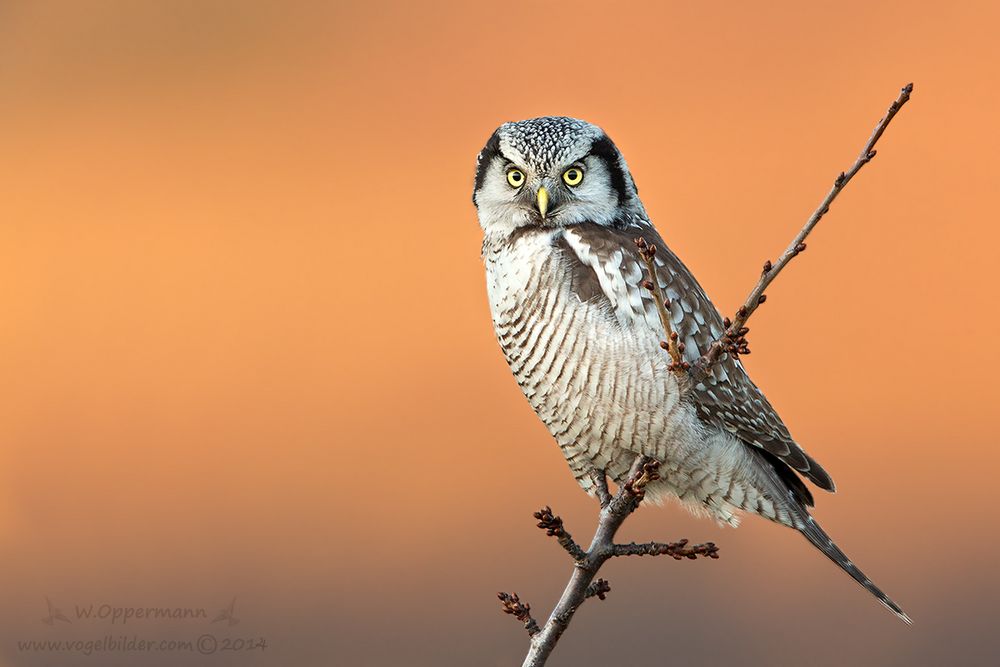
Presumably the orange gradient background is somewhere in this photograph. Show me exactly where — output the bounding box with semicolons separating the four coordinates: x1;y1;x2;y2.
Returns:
1;2;998;666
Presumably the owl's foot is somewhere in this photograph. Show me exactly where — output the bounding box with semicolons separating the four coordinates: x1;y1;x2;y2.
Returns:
622;459;661;505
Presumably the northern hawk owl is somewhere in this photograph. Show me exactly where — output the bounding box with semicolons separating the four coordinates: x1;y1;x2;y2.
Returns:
472;116;908;623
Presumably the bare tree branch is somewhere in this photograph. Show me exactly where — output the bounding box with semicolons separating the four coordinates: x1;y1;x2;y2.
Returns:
503;457;718;667
690;82;914;380
613;539;720;560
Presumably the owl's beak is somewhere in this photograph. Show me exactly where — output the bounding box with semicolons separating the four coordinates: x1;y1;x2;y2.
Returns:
536;186;549;218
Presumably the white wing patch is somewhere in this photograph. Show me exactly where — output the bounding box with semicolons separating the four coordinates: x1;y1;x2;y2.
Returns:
562;229;660;332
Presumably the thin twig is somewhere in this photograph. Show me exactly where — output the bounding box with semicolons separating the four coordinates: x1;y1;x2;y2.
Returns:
690;83;913;380
613;539;720;560
533;507;587;562
498;592;541;637
635;238;689;373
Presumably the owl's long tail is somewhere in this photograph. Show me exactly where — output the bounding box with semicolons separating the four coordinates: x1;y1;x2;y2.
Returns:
797;515;912;624
753;450;911;623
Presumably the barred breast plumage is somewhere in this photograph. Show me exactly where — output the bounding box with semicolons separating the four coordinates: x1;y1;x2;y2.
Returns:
484;222;799;528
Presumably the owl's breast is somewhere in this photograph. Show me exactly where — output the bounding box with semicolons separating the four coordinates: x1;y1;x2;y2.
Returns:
483;228;696;476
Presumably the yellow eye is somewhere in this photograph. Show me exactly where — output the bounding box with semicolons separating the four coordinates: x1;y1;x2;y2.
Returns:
506;168;526;188
562;167;584;186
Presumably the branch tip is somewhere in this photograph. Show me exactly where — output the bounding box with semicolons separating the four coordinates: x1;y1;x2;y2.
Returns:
533;506;565;537
534;506;587;561
688;83;913;382
498;592;540;636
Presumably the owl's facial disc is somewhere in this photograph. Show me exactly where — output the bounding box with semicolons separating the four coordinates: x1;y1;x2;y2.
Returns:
473;117;640;235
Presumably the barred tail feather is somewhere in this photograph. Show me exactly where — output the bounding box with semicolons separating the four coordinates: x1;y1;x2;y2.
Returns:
800;516;912;624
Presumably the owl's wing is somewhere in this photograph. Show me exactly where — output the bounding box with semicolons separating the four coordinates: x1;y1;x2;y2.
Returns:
558;220;835;494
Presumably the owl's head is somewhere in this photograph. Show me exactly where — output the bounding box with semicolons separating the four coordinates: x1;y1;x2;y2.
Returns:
472;117;643;235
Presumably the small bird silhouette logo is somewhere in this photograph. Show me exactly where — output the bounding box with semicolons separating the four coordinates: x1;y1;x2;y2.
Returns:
41;597;71;626
212;597;239;626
